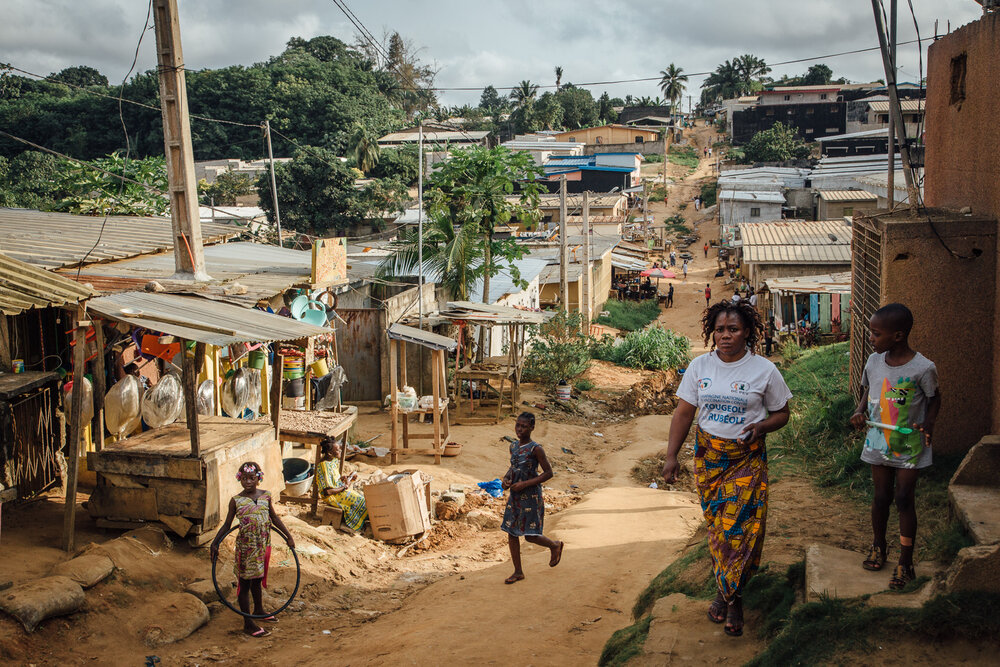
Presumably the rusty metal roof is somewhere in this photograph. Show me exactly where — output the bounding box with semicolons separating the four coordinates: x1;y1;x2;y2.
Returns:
867;100;924;113
87;291;331;347
742;220;852;265
0;208;240;270
766;272;852;295
0;253;94;314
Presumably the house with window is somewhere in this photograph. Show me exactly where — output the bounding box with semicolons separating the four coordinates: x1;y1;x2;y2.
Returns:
718;189;786;246
740;219;853;292
816;189;878;220
553;124;659;146
844;97;925;138
731;85;847;144
540;153;643;193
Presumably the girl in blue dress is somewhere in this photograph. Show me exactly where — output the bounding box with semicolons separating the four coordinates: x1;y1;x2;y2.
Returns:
501;412;564;584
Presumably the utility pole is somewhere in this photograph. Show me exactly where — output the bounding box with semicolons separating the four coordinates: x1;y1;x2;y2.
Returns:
418;120;424;330
870;0;920;212
264;120;283;246
643;182;649;240
153;0;208;280
559;175;569;314
887;0;897;208
581;191;592;329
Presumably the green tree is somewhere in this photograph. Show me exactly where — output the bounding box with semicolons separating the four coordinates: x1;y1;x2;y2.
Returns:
554;84;598;129
510;80;538;109
348;122;380;173
52;152;168;216
376;211;484;301
49;65;109;88
658;64;688;116
802;64;834;85
598;92;618;123
554;66;563;91
735;54;772;88
533;92;565;130
0;150;65;209
743;122;810;162
479;85;503;113
200;171;254;207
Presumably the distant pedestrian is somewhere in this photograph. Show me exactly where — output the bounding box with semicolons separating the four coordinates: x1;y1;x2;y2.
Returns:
667;283;674;308
732;291;741;303
703;147;708;158
765;316;775;356
703;243;709;258
708;147;713;157
682;260;688;280
501;412;563;585
694;196;701;211
705;284;712;307
749;292;758;308
669;250;676;267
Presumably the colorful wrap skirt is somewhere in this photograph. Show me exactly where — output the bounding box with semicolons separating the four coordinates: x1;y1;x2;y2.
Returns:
694;428;768;601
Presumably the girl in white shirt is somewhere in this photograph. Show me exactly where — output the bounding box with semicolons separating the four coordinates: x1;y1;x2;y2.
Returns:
662;301;792;638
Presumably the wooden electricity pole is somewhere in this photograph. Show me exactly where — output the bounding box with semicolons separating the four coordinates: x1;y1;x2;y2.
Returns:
887;0;897;208
153;0;209;279
559;175;569;314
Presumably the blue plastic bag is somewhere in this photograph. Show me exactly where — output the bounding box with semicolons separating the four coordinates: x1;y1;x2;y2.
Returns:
477;478;504;498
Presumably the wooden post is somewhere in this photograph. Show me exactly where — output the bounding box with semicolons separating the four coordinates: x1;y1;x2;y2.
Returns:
582;190;592;328
62;306;87;552
152;0;208;279
92;320;106;452
389;340;399;464
182;340;202;456
431;349;442;464
0;315;11;371
271;351;284;442
559;175;569;314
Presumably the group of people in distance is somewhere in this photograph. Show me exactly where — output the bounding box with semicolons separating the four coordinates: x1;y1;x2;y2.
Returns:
209;299;938;642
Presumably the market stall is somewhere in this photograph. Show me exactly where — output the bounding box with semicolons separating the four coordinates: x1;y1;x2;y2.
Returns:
80;292;332;545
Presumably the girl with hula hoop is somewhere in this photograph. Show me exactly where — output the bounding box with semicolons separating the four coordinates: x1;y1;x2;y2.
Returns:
210;461;296;637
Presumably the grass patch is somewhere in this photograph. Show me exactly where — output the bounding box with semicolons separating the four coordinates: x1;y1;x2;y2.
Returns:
633;537;715;618
643;152;664;163
663;214;690;235
573;378;594;392
594;299;661;332
743;561;806;639
771;342;968;561
699;180;717;207
667;145;700;171
648;184;668;202
598;616;651;667
747;590;1000;666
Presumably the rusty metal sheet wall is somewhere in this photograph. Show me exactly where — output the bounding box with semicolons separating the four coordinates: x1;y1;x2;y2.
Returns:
335;309;382;402
1;384;61;499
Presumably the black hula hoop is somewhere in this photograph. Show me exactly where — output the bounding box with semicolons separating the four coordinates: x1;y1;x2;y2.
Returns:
211;524;301;619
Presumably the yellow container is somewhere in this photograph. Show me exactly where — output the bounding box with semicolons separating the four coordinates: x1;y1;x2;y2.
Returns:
310;359;329;377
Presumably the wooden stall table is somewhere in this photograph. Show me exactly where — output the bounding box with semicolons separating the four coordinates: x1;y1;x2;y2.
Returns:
273;405;358;516
454;355;518;424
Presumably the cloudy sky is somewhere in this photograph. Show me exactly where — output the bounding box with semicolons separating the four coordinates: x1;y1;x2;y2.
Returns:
3;0;984;106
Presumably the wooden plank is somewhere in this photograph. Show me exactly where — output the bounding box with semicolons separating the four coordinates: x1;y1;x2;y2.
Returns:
145;477;207;517
271;352;283;441
389;339;398;464
182;341;202;456
388;448;444;455
432;349;442;466
93;320;106;452
87;485;159;521
158;513;192;538
63;306;86;552
100;472;146;489
0;315;11;370
88;453;204;481
96;518;147;531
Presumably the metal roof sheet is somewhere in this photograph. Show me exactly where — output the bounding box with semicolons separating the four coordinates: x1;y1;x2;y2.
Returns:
377;130;489;144
719;190;787;204
867;100;924;113
741;220;853;265
817;190;879;202
815;128;890;142
87;292;331;347
0;208;240;270
440;301;549;325
387;323;458;351
0;253;94;314
766;271;852;295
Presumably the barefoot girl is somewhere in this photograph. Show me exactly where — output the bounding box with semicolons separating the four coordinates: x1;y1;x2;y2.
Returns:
662;301;792;637
500;412;564;584
849;303;940;589
210;461;295;637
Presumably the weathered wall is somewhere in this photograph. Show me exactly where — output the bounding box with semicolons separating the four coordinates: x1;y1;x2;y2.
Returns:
583;140;667;156
925;12;1000;432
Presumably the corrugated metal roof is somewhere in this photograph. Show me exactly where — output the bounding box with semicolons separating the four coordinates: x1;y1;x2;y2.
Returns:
817;190;879;202
719;190;787;204
766;271;852;295
87;292;331;347
538;264;584;284
815;128;890;142
742;220;852;265
378;130;489;144
0;208;240;270
867;100;924;113
0;253;94;314
387;323;458;351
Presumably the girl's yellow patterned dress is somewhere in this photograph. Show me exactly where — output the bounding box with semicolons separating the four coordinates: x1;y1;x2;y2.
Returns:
233;492;272;582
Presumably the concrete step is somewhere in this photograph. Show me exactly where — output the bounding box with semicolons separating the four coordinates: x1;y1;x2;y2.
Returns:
805;544;945;601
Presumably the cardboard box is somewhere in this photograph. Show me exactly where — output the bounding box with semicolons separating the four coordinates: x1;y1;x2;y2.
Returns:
363;469;432;541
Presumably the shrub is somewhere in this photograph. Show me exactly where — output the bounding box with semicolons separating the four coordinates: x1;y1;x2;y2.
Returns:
643;153;664;163
608;327;690;371
574;378;594;392
523;311;593;388
594;299;661;332
743;122;810;163
699;180;717;207
663;214;690;235
667;145;699;170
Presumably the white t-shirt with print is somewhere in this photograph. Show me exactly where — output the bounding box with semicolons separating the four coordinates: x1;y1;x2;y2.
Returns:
677;350;793;440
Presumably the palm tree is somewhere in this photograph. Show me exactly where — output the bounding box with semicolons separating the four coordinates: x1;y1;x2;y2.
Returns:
510;80;539;109
659;63;688;117
735;54;771;94
376;213;483;301
701;60;743;104
554;66;563;91
348;122;379;174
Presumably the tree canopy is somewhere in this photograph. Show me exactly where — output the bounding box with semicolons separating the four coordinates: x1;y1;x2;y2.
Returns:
742;122;810;163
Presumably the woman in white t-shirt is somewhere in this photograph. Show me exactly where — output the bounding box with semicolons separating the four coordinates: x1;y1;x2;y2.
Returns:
662;301;792;638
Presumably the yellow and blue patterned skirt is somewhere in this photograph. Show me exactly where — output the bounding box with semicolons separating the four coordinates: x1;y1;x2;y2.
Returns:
694;428;768;601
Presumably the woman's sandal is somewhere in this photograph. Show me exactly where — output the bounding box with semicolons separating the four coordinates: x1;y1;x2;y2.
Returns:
504;573;525;585
549;541;564;568
707;592;726;624
888;564;915;590
724;597;743;637
862;544;888;571
246;627;270;638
